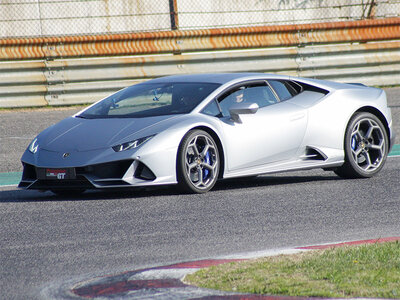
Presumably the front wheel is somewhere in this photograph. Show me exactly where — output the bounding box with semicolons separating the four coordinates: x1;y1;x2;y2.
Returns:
335;112;388;178
177;130;220;193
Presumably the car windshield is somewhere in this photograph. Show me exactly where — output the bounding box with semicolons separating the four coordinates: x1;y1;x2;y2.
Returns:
78;82;220;118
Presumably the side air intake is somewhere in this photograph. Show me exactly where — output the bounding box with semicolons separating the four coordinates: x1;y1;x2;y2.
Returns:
301;146;328;161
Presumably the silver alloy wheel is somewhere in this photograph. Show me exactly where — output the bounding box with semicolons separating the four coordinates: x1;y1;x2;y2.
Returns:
350;117;385;172
184;133;219;190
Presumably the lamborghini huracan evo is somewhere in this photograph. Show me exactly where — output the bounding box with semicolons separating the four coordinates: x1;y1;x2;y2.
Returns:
19;73;395;194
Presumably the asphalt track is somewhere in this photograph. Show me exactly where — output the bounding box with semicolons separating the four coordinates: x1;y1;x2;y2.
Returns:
0;87;399;299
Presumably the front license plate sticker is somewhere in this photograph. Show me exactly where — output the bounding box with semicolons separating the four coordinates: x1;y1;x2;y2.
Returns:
46;169;67;179
40;168;76;180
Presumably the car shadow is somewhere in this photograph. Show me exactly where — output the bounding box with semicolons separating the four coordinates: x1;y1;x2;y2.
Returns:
0;173;343;203
214;173;342;191
0;186;176;203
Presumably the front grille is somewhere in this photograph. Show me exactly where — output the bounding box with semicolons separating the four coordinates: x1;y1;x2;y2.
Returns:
22;163;37;180
76;160;133;179
134;162;156;180
18;181;32;188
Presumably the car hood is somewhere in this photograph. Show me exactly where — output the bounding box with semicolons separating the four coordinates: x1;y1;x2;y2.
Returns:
38;115;179;152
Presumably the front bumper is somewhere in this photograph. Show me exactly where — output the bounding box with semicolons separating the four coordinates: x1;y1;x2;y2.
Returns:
18;159;157;191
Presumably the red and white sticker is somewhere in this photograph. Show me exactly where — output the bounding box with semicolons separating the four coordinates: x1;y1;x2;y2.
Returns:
46;169;67;179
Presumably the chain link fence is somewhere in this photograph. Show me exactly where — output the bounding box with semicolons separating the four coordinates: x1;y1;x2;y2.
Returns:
1;0;399;38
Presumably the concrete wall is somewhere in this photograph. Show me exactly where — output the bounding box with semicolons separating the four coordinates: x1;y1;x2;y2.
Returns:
0;0;399;38
0;0;171;38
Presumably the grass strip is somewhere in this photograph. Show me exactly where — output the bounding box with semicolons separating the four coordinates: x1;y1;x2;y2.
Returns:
0;172;22;186
184;241;400;298
389;144;400;157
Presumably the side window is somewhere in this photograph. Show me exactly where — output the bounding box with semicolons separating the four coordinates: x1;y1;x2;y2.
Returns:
218;88;245;117
268;80;299;101
218;83;278;117
245;85;278;107
201;99;221;117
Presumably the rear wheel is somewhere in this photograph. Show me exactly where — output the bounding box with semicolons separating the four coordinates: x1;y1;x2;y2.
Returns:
177;130;220;193
335;112;388;178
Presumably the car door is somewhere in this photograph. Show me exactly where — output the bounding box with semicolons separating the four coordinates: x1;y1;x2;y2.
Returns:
215;80;308;172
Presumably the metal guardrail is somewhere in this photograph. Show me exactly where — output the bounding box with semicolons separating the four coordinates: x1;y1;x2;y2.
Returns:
1;18;399;60
0;18;399;107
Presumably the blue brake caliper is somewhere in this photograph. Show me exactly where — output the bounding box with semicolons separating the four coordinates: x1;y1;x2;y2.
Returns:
203;151;211;180
351;136;357;150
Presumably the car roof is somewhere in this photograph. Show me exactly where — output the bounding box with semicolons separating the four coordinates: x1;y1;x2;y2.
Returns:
142;73;367;93
147;73;290;85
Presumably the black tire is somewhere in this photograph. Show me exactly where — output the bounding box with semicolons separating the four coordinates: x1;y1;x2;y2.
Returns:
177;130;220;193
335;112;388;178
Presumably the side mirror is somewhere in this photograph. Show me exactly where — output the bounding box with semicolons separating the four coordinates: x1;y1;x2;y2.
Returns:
229;102;259;123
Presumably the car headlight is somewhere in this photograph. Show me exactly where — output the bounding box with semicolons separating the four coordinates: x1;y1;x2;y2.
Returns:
112;135;154;152
28;138;39;154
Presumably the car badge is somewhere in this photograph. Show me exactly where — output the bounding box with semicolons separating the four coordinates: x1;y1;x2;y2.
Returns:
62;153;70;159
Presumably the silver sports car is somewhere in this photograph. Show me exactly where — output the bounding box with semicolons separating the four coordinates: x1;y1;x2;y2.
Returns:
19;73;395;194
